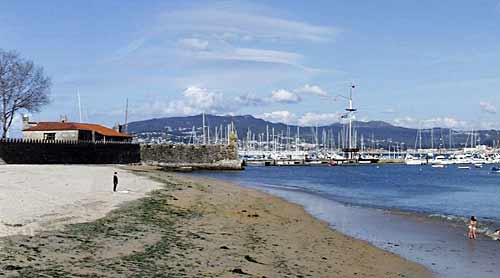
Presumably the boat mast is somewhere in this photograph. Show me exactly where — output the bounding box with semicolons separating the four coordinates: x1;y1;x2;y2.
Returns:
431;128;434;149
77;89;82;123
296;126;300;152
266;125;269;151
207;125;210;144
345;84;357;159
449;129;453;150
419;125;422;150
215;126;218;144
202;112;206;145
272;128;275;152
192;126;196;144
124;98;129;133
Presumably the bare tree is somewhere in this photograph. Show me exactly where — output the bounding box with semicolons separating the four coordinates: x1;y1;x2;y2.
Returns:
0;49;51;138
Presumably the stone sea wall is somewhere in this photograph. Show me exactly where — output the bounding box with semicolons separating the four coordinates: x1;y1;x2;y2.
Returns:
140;144;242;170
0;138;140;164
0;139;241;169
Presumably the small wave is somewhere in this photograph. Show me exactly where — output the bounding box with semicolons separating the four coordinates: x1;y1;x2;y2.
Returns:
428;213;500;239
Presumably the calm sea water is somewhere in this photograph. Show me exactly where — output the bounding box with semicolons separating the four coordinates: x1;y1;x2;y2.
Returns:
193;164;500;231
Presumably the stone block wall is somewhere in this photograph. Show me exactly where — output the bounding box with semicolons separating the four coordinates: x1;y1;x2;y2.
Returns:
0;139;241;169
0;138;140;164
140;144;242;170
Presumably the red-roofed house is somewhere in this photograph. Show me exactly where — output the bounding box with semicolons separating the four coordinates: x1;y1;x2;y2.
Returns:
22;116;132;142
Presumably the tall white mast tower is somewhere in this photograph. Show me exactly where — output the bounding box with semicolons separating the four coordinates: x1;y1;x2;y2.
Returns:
346;84;356;150
339;84;358;160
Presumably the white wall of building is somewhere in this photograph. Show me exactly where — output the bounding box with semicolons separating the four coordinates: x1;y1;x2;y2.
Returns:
23;130;78;140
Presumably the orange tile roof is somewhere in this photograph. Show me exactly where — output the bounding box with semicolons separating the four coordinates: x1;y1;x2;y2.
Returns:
23;122;132;137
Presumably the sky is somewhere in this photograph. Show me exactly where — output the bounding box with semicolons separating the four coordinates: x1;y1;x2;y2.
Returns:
1;0;500;134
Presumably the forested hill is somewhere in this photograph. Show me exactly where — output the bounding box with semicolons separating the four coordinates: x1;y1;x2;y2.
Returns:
128;114;500;148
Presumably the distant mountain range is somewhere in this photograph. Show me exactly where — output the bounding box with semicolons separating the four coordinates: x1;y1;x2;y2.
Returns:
128;114;500;148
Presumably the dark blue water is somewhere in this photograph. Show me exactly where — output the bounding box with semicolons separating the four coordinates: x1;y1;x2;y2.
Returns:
193;164;500;231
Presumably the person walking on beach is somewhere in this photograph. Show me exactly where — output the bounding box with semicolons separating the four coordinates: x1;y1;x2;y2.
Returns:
468;216;478;239
113;172;119;192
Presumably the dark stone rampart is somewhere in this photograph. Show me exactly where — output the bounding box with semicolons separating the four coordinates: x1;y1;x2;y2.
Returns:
0;138;140;164
140;144;242;170
0;139;241;169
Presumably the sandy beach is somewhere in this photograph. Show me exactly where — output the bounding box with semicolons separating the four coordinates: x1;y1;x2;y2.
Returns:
0;165;162;237
0;165;431;277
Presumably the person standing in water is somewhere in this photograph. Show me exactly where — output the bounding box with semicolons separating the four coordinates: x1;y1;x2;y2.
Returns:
468;216;478;239
492;229;500;240
113;172;119;192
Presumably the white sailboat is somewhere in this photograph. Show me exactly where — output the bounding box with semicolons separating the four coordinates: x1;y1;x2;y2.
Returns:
405;154;425;165
405;125;426;165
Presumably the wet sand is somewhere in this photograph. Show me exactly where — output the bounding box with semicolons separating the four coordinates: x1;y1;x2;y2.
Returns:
250;184;500;278
0;165;431;277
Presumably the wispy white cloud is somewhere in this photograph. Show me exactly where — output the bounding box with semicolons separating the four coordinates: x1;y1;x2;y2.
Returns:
131;86;231;118
479;101;497;114
297;112;340;126
182;86;224;112
114;38;147;59
258;110;297;124
295;84;329;97
267;84;331;105
235;93;267;106
158;6;340;43
392;116;469;129
257;111;342;126
172;66;307;91
197;47;303;67
270;89;301;103
114;3;337;72
178;38;209;51
101;3;342;123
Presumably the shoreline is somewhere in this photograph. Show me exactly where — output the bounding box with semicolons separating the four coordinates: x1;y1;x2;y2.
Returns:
234;179;500;239
216;177;499;278
161;170;433;277
0;165;431;277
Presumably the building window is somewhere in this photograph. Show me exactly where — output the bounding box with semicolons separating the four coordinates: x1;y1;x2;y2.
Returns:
44;133;56;140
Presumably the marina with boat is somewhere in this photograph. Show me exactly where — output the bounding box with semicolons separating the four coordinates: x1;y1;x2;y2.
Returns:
235;85;500;168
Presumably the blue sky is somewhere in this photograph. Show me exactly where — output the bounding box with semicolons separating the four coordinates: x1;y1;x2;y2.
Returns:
1;0;500;132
